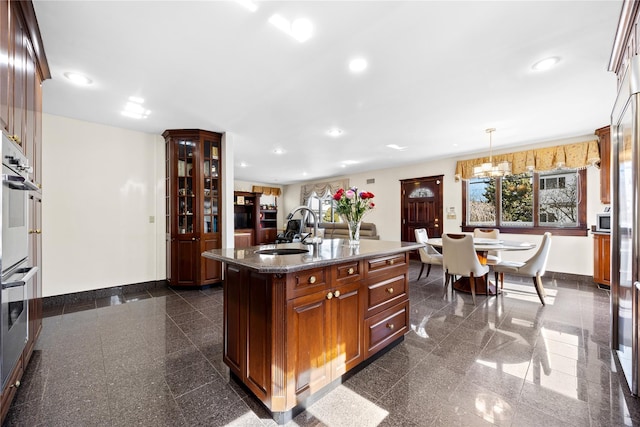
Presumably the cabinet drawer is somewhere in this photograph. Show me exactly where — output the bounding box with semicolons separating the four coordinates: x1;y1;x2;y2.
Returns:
1;354;23;421
365;253;407;277
332;260;362;285
364;301;408;359
287;267;328;299
366;274;407;317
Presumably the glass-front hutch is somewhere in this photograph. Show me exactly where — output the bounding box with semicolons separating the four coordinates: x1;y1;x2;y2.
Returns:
163;129;222;286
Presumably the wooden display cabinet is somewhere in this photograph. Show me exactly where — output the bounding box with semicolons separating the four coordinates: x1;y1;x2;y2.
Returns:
233;191;260;248
164;129;223;287
258;207;278;244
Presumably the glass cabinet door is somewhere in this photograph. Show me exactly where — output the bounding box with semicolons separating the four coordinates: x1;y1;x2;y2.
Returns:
177;138;196;234
202;138;219;234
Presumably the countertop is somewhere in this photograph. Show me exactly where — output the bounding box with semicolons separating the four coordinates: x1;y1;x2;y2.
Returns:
201;239;424;273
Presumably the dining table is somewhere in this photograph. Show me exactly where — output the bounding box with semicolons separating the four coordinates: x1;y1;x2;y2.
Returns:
426;236;536;295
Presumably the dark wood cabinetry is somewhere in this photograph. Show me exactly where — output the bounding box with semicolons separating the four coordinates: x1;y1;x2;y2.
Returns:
594;233;611;288
258;208;278;244
595;126;611;204
164;129;223;287
222;251;409;419
0;1;49;423
233;191;260;248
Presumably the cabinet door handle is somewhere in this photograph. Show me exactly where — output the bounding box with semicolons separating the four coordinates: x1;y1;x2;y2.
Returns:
308;276;316;284
326;292;333;300
386;287;394;294
192;237;196;241
435;224;439;228
10;380;20;388
386;323;395;330
347;267;354;275
333;290;340;298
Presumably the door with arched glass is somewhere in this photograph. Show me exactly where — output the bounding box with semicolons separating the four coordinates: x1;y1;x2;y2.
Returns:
400;175;443;243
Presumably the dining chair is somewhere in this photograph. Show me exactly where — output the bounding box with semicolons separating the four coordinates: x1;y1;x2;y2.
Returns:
492;232;552;305
442;233;490;305
473;228;502;265
414;228;443;280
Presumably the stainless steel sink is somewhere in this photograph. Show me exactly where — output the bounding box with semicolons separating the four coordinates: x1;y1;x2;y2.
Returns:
255;248;309;255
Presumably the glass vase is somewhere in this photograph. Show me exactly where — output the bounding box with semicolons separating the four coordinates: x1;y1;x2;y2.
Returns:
343;216;362;247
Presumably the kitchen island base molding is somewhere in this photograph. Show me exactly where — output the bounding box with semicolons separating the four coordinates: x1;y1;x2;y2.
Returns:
231;335;404;425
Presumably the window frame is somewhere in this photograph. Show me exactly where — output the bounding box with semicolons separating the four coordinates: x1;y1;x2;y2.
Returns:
461;169;588;236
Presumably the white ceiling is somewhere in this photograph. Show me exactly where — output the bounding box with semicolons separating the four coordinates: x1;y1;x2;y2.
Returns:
33;1;622;185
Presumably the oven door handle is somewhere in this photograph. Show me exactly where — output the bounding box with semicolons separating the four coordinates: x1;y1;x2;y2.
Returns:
2;174;38;191
1;266;38;290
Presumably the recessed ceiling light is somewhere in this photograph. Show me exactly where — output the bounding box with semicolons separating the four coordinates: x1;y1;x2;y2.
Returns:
342;160;358;165
386;144;407;151
64;72;92;86
328;128;343;137
532;56;560;71
269;14;313;43
273;148;285;155
349;58;368;73
235;0;257;12
239;162;248;168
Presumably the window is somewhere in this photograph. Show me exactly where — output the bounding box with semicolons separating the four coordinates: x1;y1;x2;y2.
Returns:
307;194;341;223
462;169;587;236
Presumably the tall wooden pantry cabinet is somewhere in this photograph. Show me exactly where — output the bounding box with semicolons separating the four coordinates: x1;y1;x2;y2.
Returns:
164;129;223;287
0;0;49;422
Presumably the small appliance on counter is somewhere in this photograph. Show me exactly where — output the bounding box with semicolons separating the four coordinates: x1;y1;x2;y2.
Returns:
596;208;611;232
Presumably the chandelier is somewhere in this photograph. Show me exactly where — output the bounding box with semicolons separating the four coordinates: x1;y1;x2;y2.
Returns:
472;128;512;178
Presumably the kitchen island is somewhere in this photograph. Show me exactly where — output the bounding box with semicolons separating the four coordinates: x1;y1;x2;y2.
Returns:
202;239;422;423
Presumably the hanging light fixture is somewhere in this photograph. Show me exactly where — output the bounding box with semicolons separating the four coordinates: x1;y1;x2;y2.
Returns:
473;128;512;178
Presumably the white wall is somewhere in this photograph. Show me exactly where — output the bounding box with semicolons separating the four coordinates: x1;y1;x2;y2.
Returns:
42;114;166;297
283;134;607;277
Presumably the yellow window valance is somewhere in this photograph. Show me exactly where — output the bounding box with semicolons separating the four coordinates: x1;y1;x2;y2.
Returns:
454;140;600;181
252;185;281;196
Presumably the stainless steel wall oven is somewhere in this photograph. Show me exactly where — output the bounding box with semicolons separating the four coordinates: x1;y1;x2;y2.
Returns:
1;133;38;388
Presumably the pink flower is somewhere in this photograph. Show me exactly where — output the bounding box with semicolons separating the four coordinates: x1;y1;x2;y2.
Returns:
345;189;356;199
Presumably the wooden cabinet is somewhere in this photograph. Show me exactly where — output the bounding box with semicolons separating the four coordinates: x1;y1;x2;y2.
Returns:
0;1;49;423
595;126;611;204
258;208;278;244
594;232;611;287
164;129;223;287
234;191;260;247
222;251;409;419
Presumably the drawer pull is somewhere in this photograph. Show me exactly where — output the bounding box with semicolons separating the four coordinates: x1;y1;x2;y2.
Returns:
347;267;354;275
309;276;316;284
388;259;395;265
333;290;341;298
386;287;394;294
386;323;395;330
326;292;333;300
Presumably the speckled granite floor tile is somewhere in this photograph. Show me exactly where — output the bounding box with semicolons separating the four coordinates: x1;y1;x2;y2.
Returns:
5;261;640;426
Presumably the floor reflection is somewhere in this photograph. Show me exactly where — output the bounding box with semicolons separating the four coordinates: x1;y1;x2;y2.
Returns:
4;262;640;426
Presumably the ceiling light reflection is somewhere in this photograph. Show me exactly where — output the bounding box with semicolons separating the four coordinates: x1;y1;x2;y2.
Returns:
64;72;92;86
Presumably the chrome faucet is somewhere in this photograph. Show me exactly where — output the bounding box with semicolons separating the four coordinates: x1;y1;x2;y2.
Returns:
286;206;322;245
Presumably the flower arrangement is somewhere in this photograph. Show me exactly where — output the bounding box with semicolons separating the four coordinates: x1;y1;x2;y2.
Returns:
332;188;375;245
332;187;375;223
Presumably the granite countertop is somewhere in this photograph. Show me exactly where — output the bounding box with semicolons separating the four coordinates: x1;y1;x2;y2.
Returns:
202;239;424;273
